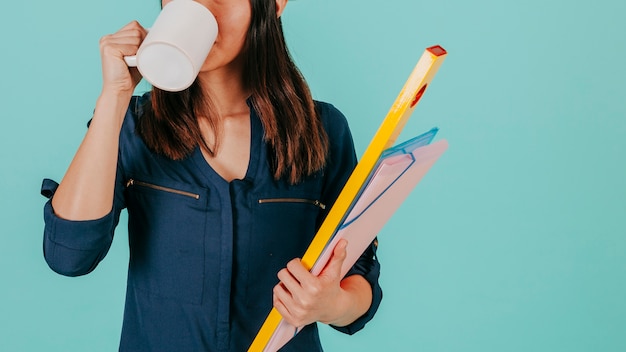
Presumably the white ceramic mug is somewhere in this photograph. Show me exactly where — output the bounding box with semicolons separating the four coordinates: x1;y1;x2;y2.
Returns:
124;0;218;92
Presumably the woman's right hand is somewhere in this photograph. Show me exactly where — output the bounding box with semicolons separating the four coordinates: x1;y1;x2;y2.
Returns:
99;21;147;95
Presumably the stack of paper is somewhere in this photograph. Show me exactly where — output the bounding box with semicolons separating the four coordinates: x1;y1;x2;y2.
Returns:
312;128;447;279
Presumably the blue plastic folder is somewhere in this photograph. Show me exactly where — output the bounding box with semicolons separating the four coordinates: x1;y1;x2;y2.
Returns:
264;128;449;351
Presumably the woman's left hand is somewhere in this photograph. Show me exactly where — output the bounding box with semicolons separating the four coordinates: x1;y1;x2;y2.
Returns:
273;239;352;327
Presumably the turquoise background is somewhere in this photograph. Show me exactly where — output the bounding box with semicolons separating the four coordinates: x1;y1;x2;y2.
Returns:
1;0;625;350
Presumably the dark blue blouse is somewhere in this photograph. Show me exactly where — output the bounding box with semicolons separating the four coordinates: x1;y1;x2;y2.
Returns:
41;94;382;351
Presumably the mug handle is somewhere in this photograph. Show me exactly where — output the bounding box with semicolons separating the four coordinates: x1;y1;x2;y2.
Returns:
124;56;138;67
123;27;149;67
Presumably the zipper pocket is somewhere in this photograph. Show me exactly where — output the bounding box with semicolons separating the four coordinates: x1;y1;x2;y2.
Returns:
126;179;200;200
258;198;326;210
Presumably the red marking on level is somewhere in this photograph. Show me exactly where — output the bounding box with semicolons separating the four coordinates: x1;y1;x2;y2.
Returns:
427;45;447;57
410;84;428;108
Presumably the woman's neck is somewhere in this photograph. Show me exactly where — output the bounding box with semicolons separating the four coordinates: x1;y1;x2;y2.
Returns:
197;57;250;116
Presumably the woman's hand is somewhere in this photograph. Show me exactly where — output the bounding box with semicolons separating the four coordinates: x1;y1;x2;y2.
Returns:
99;21;147;95
273;240;372;328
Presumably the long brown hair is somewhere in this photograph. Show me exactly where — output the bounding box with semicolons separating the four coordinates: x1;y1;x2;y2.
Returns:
138;0;329;184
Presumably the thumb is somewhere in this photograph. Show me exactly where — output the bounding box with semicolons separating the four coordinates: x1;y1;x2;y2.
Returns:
320;239;348;279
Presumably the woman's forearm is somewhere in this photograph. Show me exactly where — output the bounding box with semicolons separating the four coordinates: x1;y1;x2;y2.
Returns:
51;91;132;221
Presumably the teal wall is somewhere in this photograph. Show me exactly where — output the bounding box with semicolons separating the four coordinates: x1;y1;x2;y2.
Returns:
1;0;625;351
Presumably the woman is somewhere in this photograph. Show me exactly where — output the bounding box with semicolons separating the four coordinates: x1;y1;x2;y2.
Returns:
41;0;382;350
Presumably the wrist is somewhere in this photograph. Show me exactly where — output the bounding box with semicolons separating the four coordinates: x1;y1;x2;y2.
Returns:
323;276;372;327
320;287;352;326
99;87;134;103
93;90;134;128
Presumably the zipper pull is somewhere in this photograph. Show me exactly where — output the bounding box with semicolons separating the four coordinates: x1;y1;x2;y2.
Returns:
315;200;326;210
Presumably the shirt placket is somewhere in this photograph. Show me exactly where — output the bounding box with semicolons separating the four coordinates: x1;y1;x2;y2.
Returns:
215;186;234;351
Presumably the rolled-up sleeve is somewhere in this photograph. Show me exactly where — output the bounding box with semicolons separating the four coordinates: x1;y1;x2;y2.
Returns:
41;178;123;277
